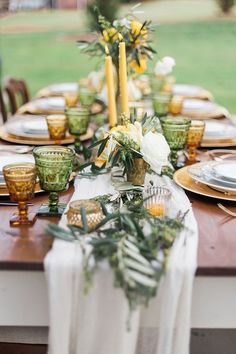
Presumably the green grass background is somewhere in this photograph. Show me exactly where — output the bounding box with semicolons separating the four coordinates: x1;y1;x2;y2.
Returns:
1;1;236;112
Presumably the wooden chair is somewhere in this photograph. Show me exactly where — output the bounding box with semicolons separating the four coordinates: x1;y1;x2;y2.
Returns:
0;86;8;124
4;77;30;115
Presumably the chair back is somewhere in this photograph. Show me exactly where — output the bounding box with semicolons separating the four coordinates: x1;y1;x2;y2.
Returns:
4;77;30;114
0;86;8;124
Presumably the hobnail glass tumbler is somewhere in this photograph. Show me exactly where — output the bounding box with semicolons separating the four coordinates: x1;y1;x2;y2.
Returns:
187;120;205;163
46;114;68;144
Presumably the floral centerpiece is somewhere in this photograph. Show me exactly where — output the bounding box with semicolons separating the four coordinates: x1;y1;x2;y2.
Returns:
88;114;170;185
78;5;156;85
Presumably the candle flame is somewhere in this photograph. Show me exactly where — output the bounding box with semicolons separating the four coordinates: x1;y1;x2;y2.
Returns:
118;33;123;41
105;46;109;55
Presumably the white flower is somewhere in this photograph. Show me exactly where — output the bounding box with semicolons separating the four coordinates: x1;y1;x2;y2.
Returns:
113;18;130;28
87;70;104;93
140;132;170;174
154;56;176;77
127;79;142;101
127;121;143;146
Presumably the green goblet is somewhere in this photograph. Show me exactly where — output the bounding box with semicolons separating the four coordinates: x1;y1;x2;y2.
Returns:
152;92;172;117
33;146;75;216
161;116;191;168
65;106;90;151
79;87;96;107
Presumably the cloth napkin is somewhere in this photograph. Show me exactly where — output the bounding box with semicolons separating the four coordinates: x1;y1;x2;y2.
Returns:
45;173;198;354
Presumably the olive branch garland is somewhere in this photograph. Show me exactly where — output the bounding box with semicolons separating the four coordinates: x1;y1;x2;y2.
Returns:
46;190;186;316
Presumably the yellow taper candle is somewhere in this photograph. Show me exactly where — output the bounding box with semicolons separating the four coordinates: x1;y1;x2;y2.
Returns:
105;46;117;128
118;39;129;118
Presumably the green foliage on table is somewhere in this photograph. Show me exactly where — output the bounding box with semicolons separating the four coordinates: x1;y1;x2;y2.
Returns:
46;189;185;315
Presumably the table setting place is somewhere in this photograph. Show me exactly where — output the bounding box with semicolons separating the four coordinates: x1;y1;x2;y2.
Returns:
1;7;236;354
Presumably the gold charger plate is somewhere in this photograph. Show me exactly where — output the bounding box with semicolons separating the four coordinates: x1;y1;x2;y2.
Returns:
174;165;236;201
201;137;236;148
18;98;105;116
0;126;94;145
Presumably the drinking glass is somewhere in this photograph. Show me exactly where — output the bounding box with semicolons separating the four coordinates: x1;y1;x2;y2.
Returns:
3;163;37;226
143;186;171;217
161;116;191;168
65;106;90;151
152;92;172;117
187;120;205;163
46;114;68;144
64;92;79;108
33;146;75;216
169;95;184;116
79;87;96;107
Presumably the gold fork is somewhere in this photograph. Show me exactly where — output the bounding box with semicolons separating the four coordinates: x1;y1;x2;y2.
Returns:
217;203;236;217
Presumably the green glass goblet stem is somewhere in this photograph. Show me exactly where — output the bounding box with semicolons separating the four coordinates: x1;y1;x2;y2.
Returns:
33;146;75;216
65;107;90;152
161;116;191;168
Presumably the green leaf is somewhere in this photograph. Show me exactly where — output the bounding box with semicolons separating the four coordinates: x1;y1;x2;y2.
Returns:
80;206;88;233
127;269;157;288
98;136;109;157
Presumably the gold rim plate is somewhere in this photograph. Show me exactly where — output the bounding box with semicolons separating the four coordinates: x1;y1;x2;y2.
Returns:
0;126;94;145
174;165;236;201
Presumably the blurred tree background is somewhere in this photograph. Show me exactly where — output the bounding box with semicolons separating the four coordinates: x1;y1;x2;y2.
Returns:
1;0;236;111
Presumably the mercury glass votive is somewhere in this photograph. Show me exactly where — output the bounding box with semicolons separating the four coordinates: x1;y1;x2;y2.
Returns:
161;116;191;168
3;163;37;226
46;114;68;144
33;146;75;216
67;199;104;232
64;92;79;108
152;92;172;117
187;120;205;163
143;186;171;217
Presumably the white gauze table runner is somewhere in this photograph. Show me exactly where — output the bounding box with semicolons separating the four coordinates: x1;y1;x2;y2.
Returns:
45;173;198;354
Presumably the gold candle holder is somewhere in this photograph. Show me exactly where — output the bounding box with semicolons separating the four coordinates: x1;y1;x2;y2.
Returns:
46;114;68;145
64;92;79;108
143;186;171;217
187;120;205;163
3;163;37;226
67;199;104;232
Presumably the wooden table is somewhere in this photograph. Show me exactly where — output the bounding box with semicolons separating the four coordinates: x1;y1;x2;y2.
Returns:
1;184;236;275
1;137;236;353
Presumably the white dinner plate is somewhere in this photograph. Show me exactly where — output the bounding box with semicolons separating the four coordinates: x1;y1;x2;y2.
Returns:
188;161;236;195
203;121;236;141
212;162;236;182
182;99;216;113
33;97;65;109
5;116;49;138
48;83;78;94
21;119;48;134
173;84;206;97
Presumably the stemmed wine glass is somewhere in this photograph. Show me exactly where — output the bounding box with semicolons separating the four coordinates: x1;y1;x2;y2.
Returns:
3;163;37;226
33;146;75;216
161;116;191;168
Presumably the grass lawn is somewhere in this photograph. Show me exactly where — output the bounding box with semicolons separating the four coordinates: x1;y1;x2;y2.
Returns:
1;1;236;112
